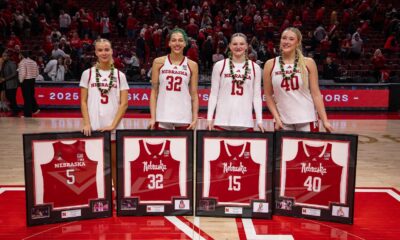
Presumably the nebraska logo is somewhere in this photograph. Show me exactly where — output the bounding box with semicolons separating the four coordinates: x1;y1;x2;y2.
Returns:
142;160;167;172
223;162;247;174
301;162;327;176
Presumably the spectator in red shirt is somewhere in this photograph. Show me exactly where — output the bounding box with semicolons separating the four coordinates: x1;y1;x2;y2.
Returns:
371;48;387;81
315;7;325;25
126;13;138;40
6;32;21;50
187;39;199;63
153;29;162;57
302;7;310;24
384;34;398;55
42;35;54;56
186;18;199;38
293;16;303;29
340;33;352;57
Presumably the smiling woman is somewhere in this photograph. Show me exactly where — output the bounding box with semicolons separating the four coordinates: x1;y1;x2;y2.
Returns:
79;38;130;186
263;27;333;133
207;33;264;132
148;28;199;130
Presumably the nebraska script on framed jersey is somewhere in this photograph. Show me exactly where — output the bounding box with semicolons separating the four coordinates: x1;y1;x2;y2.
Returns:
116;130;193;216
23;131;112;226
195;130;273;219
274;131;358;224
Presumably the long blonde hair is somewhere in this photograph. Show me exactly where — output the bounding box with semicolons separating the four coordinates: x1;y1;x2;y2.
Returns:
281;27;308;89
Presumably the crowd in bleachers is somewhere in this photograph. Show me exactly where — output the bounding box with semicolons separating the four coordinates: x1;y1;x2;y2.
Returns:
0;0;399;83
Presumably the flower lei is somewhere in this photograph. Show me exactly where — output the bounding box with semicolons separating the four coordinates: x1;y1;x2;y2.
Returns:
279;52;299;81
95;63;115;94
229;53;249;85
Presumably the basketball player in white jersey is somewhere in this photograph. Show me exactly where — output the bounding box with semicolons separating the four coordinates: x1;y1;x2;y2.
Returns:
263;28;333;132
80;38;129;186
148;28;199;130
207;33;264;132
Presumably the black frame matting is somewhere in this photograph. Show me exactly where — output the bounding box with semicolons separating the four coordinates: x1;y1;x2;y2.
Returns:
195;130;274;219
274;131;358;224
23;131;112;226
116;130;193;216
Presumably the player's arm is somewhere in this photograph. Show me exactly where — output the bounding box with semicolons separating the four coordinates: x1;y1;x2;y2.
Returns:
207;60;223;130
148;56;165;129
252;63;264;132
187;59;199;130
80;87;91;136
263;58;283;130
306;57;333;132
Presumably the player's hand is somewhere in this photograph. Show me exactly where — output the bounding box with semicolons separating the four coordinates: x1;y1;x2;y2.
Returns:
207;120;214;131
82;124;92;136
323;120;334;133
257;122;265;133
98;125;115;132
187;119;197;130
148;119;156;130
274;118;283;131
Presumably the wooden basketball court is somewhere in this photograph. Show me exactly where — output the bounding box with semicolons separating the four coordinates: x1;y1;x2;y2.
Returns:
0;111;399;239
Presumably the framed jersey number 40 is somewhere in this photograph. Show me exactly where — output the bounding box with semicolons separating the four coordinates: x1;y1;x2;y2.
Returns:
274;131;358;225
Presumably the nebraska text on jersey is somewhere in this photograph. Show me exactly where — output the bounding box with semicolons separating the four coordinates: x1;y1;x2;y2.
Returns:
54;161;86;168
90;82;117;88
223;162;248;174
274;69;301;75
142;160;167;172
161;69;188;76
301;162;327;176
223;73;251;79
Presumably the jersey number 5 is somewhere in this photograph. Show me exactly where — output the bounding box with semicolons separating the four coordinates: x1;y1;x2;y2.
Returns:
166;76;183;91
281;76;299;91
66;169;75;185
101;93;108;104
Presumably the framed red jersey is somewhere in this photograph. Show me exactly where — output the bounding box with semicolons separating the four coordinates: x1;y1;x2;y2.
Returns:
116;130;193;216
23;131;112;226
195;130;273;219
275;131;357;224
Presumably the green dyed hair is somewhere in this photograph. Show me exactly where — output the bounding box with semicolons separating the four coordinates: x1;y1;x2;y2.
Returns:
170;28;189;46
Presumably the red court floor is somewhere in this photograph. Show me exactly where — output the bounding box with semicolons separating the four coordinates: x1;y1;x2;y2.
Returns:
0;187;399;239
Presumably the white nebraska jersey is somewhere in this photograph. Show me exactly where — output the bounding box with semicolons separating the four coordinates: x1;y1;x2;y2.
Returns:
271;57;317;124
156;55;192;124
79;67;129;138
207;59;262;128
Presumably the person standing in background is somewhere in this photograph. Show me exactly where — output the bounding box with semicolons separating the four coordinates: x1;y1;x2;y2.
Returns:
18;51;40;117
0;51;19;116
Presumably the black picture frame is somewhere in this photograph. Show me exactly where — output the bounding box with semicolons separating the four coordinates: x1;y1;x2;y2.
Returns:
274;131;358;224
23;131;112;226
116;130;193;216
195;130;274;219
